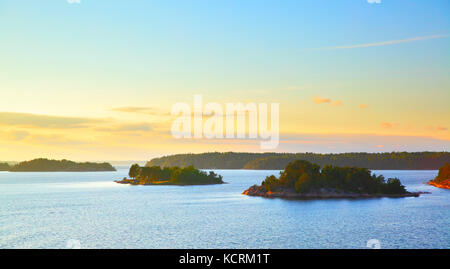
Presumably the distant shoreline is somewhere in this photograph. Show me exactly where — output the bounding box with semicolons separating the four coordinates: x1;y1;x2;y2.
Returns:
147;152;450;170
7;158;116;172
7;170;117;173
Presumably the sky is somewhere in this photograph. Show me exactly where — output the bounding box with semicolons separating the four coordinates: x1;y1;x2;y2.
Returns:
0;0;449;161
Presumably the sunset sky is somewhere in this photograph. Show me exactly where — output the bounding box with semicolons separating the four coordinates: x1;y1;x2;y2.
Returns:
0;0;449;161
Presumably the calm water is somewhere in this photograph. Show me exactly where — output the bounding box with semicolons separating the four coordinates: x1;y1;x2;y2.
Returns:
0;169;449;249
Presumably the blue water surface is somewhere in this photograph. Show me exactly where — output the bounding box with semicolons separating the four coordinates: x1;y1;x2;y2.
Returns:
0;169;448;249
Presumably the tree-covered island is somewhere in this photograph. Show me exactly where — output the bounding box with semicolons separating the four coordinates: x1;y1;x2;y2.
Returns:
243;160;424;199
428;162;450;189
8;158;116;172
116;164;224;185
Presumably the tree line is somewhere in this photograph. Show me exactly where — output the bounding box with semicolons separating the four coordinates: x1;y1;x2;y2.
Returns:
147;152;450;170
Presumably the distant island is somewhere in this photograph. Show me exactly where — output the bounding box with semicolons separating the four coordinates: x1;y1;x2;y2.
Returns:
8;158;116;172
428;162;450;189
115;164;224;186
147;152;450;170
0;162;10;171
243;160;424;200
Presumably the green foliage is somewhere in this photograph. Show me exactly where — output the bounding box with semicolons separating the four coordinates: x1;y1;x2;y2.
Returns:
128;164;140;179
128;164;223;185
260;160;408;195
8;158;116;172
0;162;10;171
146;152;450;170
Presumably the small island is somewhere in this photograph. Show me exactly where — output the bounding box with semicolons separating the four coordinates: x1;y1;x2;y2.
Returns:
428;162;450;189
243;160;424;200
8;158;116;172
115;164;224;186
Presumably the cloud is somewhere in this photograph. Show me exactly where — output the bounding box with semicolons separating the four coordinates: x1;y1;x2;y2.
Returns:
332;100;342;107
428;125;448;131
367;0;381;4
360;104;369;109
111;106;158;115
313;97;342;107
381;122;392;129
323;34;449;50
95;123;153;132
0;112;106;129
381;122;401;129
29;134;91;145
314;97;331;104
0;130;30;141
165;133;450;153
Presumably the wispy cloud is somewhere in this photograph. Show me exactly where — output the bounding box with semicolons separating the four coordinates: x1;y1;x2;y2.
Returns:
95;123;153;132
322;34;449;50
332;100;342;107
313;97;331;104
0;130;30;141
111;106;158;115
313;97;342;107
381;122;392;129
0;112;106;129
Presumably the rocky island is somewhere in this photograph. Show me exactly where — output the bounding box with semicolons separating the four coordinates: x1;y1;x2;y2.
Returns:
243;160;424;200
116;164;224;186
8;158;116;172
428;162;450;189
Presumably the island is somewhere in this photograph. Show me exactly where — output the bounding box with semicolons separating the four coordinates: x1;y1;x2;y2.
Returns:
428;162;450;189
147;151;450;170
115;164;224;185
243;160;424;200
8;158;116;172
0;162;10;171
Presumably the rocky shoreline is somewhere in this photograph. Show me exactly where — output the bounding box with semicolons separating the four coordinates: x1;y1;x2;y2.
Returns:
115;178;224;186
242;185;427;200
428;180;450;189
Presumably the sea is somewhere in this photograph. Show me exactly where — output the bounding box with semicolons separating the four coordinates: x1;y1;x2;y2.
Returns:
0;169;448;249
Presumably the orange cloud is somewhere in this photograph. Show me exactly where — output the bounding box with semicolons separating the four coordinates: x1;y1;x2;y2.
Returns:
381;122;392;129
360;104;369;109
314;97;331;104
332;100;342;106
427;125;448;131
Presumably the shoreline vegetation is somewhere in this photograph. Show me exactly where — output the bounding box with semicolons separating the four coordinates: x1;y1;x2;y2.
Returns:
0;162;10;171
115;164;224;186
147;152;450;170
428;162;450;189
7;158;116;172
243;160;425;200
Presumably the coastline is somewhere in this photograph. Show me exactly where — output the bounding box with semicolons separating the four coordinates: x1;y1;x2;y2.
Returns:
115;178;224;186
428;181;450;189
243;186;427;200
